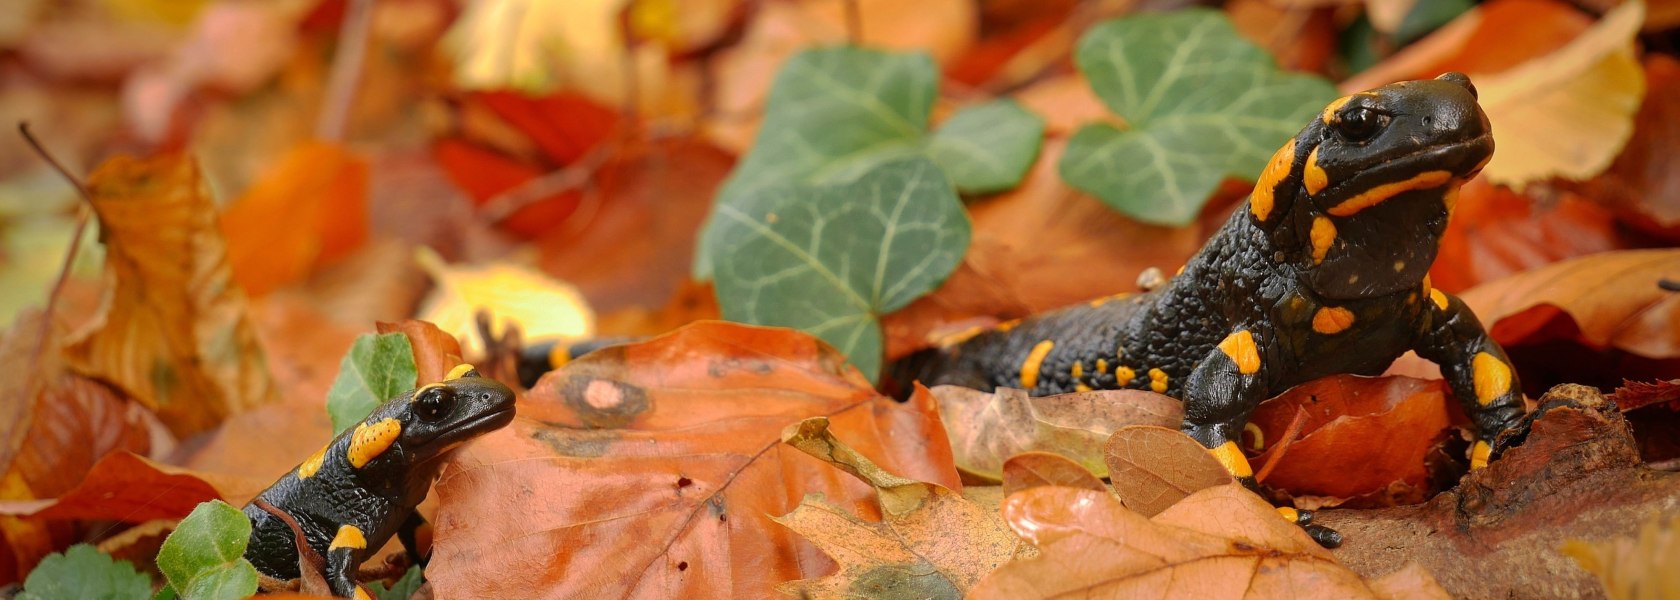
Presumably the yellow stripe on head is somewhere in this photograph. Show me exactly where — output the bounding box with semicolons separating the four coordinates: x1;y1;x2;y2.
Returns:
1321;95;1353;125
1327;171;1453;217
1209;441;1254;479
1303;146;1328;196
446;364;476;380
1020;340;1055;389
347;418;401;468
1250;140;1295;222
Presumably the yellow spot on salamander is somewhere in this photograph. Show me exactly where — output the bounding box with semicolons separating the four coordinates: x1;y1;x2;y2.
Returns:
1321;95;1352;125
330;524;367;551
1303;146;1328;195
1096;358;1109;374
1443;180;1462;219
1115;366;1135;387
1430;288;1450;311
1148;368;1169;393
1310;216;1336;264
1209;441;1254;478
1472;352;1512;406
1076;383;1092;392
548;343;573;370
1312;307;1355;335
1020;340;1055;389
347;418;401;468
933;325;986;348
1244;422;1265;451
297;444;327;479
1276;506;1301;524
1470;440;1492;470
1088;292;1130;308
1250;140;1295;222
996;319;1021;332
1217;330;1261;375
1327;170;1453;217
445;363;476;380
1407;292;1418;304
1070;362;1084;379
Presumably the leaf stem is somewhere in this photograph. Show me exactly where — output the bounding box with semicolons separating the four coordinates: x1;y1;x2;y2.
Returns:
16;122;94;401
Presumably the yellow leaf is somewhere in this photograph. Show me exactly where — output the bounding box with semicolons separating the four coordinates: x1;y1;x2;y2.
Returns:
96;0;210;26
1562;512;1680;600
68;153;277;437
414;247;594;357
1476;0;1645;186
441;0;666;110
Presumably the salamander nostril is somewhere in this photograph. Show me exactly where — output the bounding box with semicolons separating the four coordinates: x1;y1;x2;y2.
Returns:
1423;116;1433;128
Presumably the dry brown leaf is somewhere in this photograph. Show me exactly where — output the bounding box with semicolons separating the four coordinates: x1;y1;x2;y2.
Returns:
1103;425;1231;518
414;247;594;358
1429;178;1625;294
375;319;463;387
929;384;1183;482
1573;54;1680;239
1462;249;1680;360
1562;512;1680;600
425;322;962;598
68;152;276;437
775;417;1025;599
971;484;1447;599
1001;452;1108;497
1475;0;1644;186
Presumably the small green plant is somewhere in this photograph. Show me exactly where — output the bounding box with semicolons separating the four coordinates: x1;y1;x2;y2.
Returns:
155;500;258;600
326;332;419;433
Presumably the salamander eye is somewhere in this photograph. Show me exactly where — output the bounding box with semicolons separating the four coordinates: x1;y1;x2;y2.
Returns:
1334;107;1388;143
415;386;455;422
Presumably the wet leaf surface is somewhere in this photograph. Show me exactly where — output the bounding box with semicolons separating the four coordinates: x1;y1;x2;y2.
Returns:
930;385;1182;481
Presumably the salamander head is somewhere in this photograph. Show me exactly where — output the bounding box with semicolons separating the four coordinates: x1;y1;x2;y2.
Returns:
1254;72;1493;300
349;365;517;471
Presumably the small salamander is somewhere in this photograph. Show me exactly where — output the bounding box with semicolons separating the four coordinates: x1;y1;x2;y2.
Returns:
242;365;516;598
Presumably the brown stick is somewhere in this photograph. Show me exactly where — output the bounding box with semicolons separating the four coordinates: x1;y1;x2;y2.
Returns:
16;123;93;401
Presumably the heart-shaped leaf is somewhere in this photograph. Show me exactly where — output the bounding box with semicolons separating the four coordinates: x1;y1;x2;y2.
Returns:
324;332;417;434
156;500;258;600
707;157;971;380
927;99;1046;195
19;544;151;600
1059;9;1337;225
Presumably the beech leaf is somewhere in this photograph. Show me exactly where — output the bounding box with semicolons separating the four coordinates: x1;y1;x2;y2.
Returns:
1059;9;1337;225
930;385;1183;481
1103;425;1232;518
1000;452;1108;497
775;417;1023;599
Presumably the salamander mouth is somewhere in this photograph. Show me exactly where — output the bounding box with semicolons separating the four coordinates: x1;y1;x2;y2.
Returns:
1312;134;1494;209
429;404;517;450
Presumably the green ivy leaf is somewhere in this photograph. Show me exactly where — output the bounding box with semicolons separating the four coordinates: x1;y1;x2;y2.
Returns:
697;46;1039;277
367;566;425;600
1059;9;1337;225
707;157;970;381
927;99;1046;195
156;501;258;600
326;332;418;434
19;544;152;600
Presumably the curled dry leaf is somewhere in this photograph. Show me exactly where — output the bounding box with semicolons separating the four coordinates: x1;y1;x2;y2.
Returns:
971;484;1448;599
1001;452;1108;497
1561;512;1680;600
375;319;464;387
775;417;1025;599
929;384;1183;482
67;153;276;437
425;322;961;599
1249;375;1455;506
0;451;242;522
1463;249;1680;360
1103;425;1231;518
1608;379;1680;412
1429;178;1625;294
414;247;594;358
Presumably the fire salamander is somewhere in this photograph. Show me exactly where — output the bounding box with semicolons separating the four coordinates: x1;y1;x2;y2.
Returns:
243;365;516;598
899;73;1524;546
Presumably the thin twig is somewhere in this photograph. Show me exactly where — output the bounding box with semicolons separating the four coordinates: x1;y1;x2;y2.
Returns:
17;123;93;399
316;0;377;140
477;140;621;223
843;0;861;45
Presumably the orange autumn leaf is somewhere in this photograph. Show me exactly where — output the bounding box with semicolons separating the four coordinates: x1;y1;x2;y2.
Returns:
69;153;277;437
1430;178;1625;294
1250;375;1455;505
0;451;248;523
375;319;463;387
774;417;1025;598
970;484;1449;599
1103;426;1232;517
221;140;369;296
425;322;961;599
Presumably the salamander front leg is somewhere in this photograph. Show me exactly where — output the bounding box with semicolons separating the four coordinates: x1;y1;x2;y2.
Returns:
326;524;374;599
1181;329;1342;548
1413;289;1526;469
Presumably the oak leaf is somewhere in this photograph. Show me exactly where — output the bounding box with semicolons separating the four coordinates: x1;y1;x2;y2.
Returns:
774;417;1025;599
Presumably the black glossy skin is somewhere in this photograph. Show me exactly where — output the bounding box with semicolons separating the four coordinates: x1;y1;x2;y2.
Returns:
907;73;1524;461
243;373;515;597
